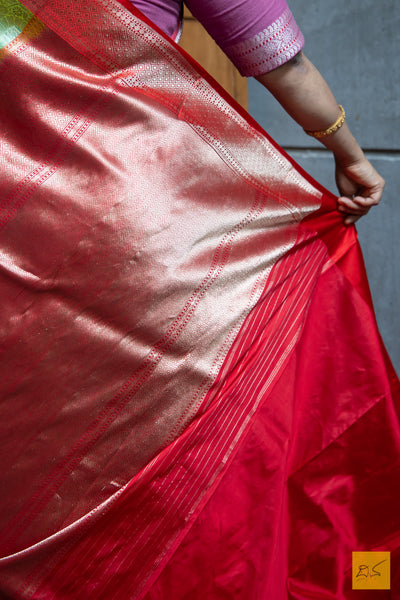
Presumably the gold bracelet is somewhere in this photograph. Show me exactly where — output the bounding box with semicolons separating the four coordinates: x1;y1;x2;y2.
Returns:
304;105;346;138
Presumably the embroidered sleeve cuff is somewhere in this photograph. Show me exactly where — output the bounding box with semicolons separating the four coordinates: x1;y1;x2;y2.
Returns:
223;7;305;78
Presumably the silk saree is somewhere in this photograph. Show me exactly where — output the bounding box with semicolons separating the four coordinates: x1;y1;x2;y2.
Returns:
0;0;399;598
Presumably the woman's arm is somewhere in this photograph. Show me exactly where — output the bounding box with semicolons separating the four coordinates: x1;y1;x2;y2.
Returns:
256;52;385;224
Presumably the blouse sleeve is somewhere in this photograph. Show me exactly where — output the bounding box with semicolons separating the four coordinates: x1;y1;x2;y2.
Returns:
184;0;304;77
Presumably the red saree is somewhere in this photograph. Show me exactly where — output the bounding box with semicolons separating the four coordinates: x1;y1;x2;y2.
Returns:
0;0;399;598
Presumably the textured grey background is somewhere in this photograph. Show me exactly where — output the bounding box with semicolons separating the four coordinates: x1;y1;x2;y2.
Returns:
248;0;399;371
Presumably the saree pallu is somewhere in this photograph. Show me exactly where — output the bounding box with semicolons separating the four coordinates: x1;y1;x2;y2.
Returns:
0;0;399;598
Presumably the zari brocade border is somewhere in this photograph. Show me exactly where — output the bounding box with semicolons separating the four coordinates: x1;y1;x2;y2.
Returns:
0;0;398;599
224;7;305;77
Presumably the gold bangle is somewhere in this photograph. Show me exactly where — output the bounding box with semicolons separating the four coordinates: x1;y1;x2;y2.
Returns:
304;105;346;138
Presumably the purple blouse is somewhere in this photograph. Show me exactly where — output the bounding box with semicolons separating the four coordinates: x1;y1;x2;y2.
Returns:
129;0;304;77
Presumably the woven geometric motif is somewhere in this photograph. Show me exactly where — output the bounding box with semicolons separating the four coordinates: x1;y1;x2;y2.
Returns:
0;0;44;55
224;7;304;77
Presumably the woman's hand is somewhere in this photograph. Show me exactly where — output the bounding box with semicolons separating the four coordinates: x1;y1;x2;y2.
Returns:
256;53;385;226
335;156;385;225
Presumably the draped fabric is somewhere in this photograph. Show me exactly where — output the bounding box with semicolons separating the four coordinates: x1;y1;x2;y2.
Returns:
0;0;399;598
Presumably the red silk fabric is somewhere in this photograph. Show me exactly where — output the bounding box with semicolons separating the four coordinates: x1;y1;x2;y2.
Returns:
0;1;399;598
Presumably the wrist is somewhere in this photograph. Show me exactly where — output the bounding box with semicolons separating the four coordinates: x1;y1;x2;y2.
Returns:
320;123;365;166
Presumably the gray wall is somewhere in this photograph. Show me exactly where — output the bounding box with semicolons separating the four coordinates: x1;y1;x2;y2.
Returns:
248;0;399;371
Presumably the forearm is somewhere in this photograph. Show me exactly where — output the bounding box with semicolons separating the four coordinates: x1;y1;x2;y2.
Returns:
256;51;385;224
255;52;364;165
